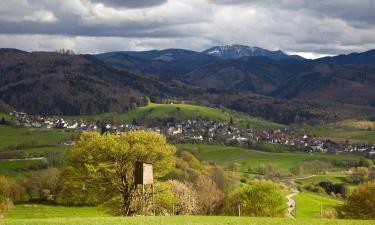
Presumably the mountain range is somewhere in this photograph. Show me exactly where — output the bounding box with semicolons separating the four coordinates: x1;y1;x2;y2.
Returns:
1;45;375;123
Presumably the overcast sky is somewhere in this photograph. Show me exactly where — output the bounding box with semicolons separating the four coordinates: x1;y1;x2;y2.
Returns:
0;0;374;58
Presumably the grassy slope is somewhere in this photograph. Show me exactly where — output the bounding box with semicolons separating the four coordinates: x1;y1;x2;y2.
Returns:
3;215;375;225
311;129;375;142
67;103;283;128
294;192;343;218
177;144;360;172
0;125;72;149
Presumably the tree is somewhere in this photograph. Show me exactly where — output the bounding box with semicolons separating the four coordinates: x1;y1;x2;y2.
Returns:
239;180;286;217
350;167;370;184
168;180;198;215
342;182;375;219
65;131;175;215
194;175;224;215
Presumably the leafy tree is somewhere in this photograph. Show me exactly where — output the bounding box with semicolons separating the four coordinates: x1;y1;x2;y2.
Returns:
194;175;224;215
168;180;198;215
350;167;370;184
342;182;375;219
239;180;286;217
65;131;175;215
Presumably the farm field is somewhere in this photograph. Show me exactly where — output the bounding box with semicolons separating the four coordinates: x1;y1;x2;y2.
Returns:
294;192;343;218
177;144;360;172
0;125;73;149
67;103;283;128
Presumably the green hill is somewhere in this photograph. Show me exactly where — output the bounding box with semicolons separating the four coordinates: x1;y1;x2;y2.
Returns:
67;103;283;128
177;144;360;173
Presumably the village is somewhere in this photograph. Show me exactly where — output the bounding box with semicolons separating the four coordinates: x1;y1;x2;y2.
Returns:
5;110;375;156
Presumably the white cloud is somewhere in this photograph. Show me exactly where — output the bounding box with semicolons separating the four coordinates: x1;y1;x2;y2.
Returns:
0;0;374;57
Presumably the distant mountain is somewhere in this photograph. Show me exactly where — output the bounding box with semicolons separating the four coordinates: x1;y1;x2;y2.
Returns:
0;51;197;115
0;48;28;53
202;44;305;60
316;49;375;65
96;49;218;78
185;51;375;107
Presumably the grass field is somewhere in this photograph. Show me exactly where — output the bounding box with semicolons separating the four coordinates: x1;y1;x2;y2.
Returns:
309;129;375;143
177;144;360;173
0;125;73;149
67;103;283;128
294;192;343;218
4;204;108;219
0;159;45;176
295;173;350;186
3;215;375;225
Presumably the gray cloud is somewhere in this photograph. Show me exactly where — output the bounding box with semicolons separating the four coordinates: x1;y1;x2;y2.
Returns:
0;0;374;58
89;0;167;8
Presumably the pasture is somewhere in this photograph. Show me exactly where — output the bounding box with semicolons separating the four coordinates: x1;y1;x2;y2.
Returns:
4;204;107;219
0;159;44;176
309;129;375;143
294;192;343;218
0;125;73;149
3;214;375;225
177;144;360;172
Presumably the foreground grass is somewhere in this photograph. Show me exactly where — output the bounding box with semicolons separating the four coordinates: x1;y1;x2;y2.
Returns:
67;103;283;128
5;205;108;219
3;216;375;225
294;192;343;218
178;144;360;172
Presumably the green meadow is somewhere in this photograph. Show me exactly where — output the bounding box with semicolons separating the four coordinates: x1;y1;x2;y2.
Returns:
0;125;73;149
3;215;375;225
294;192;343;218
0;159;43;176
4;204;108;219
67;103;283;128
177;144;360;172
309;129;375;143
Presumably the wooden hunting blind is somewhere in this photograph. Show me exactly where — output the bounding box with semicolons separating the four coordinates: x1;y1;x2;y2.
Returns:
135;161;154;185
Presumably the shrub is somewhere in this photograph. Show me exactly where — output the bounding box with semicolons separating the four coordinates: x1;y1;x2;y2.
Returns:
342;181;375;219
168;180;198;215
239;180;286;217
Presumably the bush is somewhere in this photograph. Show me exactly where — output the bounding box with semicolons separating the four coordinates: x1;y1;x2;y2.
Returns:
168;180;198;215
342;181;375;219
238;180;286;217
194;175;224;215
350;167;370;184
318;182;350;199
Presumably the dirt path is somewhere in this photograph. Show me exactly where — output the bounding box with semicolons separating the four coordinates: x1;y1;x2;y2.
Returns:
286;189;299;218
285;175;316;218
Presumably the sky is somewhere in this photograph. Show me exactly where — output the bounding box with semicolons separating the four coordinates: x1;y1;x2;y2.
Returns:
0;0;374;59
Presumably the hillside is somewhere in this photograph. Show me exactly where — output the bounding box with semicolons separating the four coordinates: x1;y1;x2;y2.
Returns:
96;49;218;78
0;51;197;115
68;103;283;128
